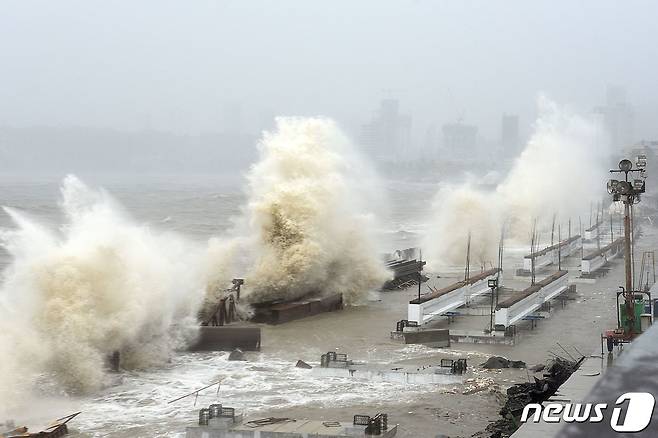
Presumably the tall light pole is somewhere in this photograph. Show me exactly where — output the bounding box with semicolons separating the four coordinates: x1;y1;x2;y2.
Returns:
488;278;498;332
608;157;647;337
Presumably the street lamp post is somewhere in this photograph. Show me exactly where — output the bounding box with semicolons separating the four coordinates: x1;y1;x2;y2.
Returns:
607;158;647;337
488;278;498;332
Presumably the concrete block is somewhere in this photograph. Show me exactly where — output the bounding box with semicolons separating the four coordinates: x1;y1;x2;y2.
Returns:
402;329;450;347
187;326;261;352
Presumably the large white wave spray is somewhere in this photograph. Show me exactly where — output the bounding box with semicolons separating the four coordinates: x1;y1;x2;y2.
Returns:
210;117;389;305
0;176;204;408
426;97;611;266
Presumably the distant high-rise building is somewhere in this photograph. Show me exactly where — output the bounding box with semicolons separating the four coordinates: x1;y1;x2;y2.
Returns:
500;114;520;158
360;99;411;160
442;122;478;159
594;85;634;150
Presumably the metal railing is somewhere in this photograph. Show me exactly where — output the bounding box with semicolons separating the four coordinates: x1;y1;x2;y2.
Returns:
440;358;468;375
198;404;236;425
354;413;389;435
320;351;350;368
395;319;418;332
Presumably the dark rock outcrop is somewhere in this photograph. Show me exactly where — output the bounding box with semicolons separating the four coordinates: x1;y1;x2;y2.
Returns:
481;356;526;369
295;360;313;369
228;348;246;361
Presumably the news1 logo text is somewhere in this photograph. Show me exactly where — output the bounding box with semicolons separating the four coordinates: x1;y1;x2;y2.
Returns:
521;392;655;432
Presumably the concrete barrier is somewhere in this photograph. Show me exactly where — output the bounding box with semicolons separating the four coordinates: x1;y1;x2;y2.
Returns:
400;329;450;347
311;362;463;385
495;271;569;329
251;294;343;324
584;222;601;242
187;326;261;351
408;268;499;326
522;236;582;272
581;237;624;274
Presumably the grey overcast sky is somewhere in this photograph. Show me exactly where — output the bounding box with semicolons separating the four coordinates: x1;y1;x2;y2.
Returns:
1;0;657;140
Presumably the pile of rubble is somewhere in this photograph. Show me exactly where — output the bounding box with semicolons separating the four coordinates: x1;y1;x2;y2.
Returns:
474;356;583;438
480;356;526;370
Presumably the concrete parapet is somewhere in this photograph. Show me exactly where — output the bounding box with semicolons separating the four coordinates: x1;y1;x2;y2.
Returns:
187;326;261;351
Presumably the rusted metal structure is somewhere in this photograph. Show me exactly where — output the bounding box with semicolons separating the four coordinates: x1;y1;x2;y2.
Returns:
382;247;427;290
251;294;343;324
203;279;244;327
189;279;261;351
205;276;346;325
1;413;80;438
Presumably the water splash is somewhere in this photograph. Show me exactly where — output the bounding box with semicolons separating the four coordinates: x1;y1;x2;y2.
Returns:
426;96;610;266
208;117;389;305
0;176;204;412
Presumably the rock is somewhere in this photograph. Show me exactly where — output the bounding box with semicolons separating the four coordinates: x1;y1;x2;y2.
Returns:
529;363;546;372
295;360;312;369
481;356;510;369
481;356;526;369
228;348;246;361
476;356;581;437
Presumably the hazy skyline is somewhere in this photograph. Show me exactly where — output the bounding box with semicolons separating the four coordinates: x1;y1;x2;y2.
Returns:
2;0;658;144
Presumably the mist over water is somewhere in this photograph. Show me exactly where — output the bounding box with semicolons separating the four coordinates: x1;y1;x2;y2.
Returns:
0;176;205;412
425;97;611;267
209;117;390;305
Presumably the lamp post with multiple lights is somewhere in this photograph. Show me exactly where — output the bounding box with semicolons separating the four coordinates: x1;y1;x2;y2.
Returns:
606;157;646;343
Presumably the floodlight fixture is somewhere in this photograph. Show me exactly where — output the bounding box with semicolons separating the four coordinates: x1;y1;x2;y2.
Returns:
619;159;633;172
617;181;632;195
636;154;647;169
607;179;619;194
